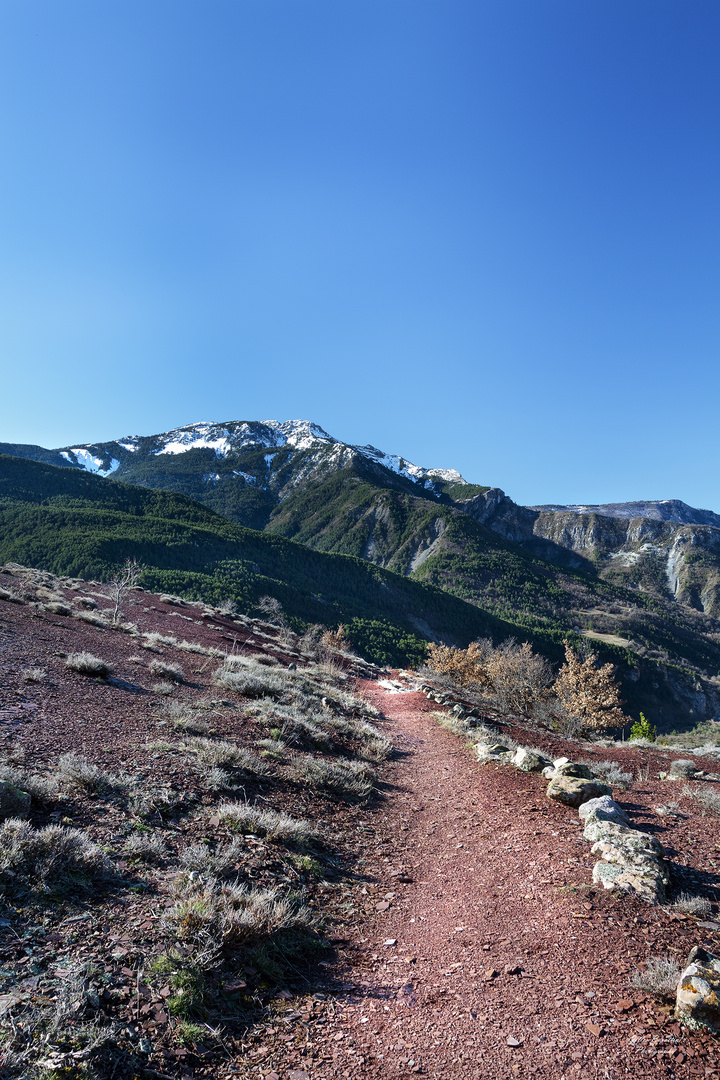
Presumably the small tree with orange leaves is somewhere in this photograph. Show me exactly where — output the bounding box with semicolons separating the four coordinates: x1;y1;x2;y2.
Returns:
553;642;628;735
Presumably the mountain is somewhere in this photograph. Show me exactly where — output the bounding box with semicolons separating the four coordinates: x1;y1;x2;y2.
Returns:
0;451;518;668
3;419;719;618
3;421;720;728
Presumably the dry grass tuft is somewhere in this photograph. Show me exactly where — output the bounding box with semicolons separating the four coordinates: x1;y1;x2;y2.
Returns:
149;658;185;683
670;759;700;779
57;752;122;796
184;737;271;777
21;667;46;683
287;754;375;800
64;651;111;678
162;878;314;966
122;832;170;862
630;955;682;1000
671;892;712;917
0;818;116;894
582;759;634;789
683;784;720;816
214;801;317;845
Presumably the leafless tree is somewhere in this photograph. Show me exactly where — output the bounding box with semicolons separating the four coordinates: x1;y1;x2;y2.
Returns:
109;559;142;624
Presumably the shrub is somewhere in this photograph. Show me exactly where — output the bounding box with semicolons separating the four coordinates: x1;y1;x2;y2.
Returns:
426;639;494;691
630;712;656;742
64;651;111;678
57;753;122;796
149;658;185;683
630;955;682;999
0;819;115;894
288;755;375;800
214;802;317;845
554;643;628;734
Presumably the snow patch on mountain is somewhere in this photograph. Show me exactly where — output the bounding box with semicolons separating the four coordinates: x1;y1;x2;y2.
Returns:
61;449;119;476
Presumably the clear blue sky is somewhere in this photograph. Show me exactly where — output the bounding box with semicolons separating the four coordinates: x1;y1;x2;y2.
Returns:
0;1;718;509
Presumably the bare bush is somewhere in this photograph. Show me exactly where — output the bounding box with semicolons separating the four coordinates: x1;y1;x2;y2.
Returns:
0;819;115;894
108;558;142;624
630;955;682;999
64;651;111;678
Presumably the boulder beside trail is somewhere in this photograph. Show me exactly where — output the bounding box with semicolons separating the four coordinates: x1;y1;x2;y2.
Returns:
592;858;668;905
578;795;631;827
676;947;720;1031
546;776;612;808
589;821;668;904
476;743;513;762
553;761;596;780
511;748;552;773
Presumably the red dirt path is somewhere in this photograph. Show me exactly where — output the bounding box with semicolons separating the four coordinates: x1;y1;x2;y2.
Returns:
270;683;720;1080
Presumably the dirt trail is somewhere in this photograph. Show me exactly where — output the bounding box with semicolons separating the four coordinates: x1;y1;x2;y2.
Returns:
283;684;719;1080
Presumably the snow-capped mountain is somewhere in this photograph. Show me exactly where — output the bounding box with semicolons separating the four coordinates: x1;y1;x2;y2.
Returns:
52;419;469;492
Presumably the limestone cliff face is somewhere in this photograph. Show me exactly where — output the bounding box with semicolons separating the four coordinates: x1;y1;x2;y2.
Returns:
454;488;720;617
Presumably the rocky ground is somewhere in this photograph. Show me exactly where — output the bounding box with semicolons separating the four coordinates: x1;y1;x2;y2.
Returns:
1;566;720;1079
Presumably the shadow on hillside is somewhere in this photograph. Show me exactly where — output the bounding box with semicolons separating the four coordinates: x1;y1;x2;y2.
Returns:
668;862;720;903
106;676;151;694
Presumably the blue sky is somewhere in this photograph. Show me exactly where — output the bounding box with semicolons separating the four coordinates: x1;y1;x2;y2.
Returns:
0;1;718;509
